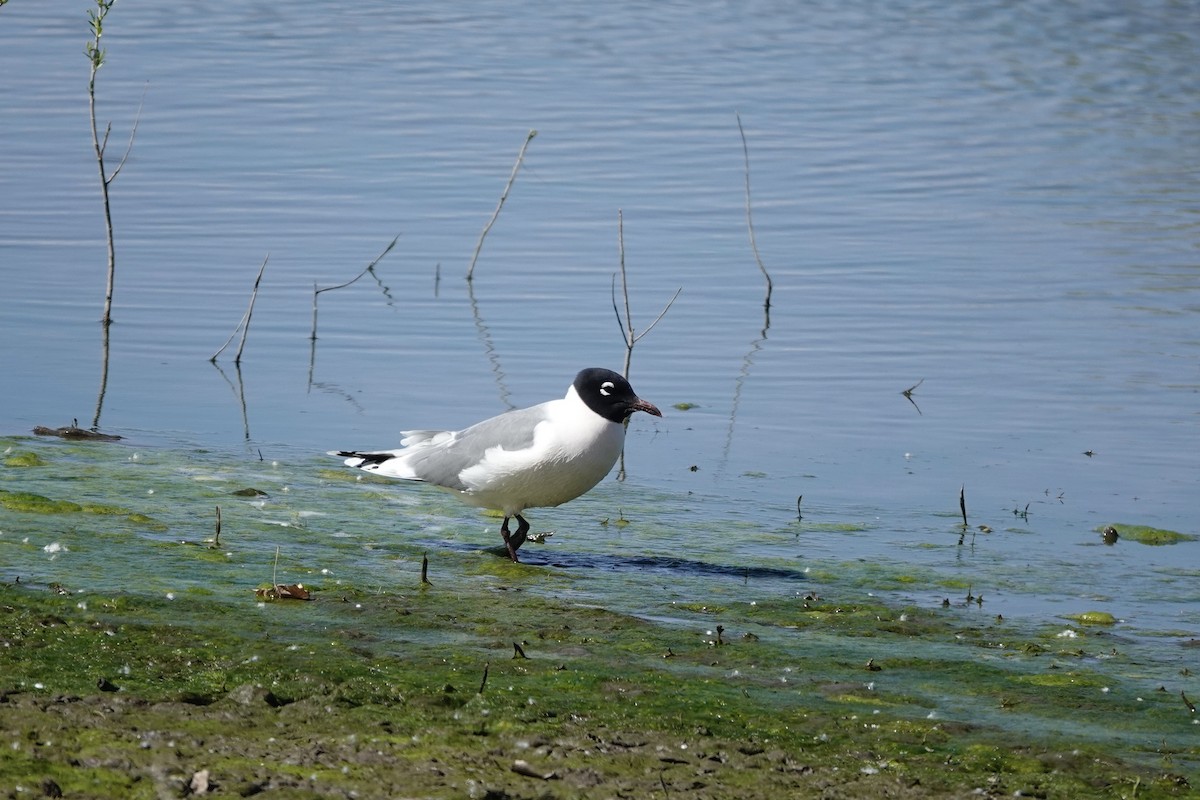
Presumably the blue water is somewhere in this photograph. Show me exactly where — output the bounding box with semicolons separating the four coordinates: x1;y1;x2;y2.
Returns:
2;1;1198;638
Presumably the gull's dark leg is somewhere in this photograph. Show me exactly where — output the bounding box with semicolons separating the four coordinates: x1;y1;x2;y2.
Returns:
511;514;530;551
500;516;521;563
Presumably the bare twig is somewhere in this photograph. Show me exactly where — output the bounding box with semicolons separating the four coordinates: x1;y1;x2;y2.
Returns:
234;256;268;365
310;235;400;341
959;485;968;527
611;209;682;378
467;129;537;282
420;553;432;586
212;506;222;548
211;255;269;364
736;113;773;319
107;87;145;184
86;0;143;328
478;661;490;694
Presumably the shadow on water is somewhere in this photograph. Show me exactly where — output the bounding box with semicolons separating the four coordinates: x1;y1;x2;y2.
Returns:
437;540;807;582
539;550;806;582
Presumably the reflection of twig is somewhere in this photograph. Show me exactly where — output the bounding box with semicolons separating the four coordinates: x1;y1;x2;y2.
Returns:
612;209;681;379
468;278;514;410
211;359;251;441
467;130;537;283
736;112;773;332
720;331;767;474
308;380;365;415
310;234;400;341
91;317;112;430
211;255;269;365
901;378;924;415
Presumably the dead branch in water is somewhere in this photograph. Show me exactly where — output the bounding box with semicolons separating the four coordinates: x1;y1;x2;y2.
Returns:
309;234;400;341
86;0;144;327
611;209;681;379
736;112;772;325
211;255;269;365
467;129;537;282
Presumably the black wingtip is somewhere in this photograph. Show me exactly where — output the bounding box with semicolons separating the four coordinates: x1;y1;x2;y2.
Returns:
338;450;394;465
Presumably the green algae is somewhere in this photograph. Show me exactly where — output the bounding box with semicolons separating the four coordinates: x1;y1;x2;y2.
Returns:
1;581;1193;799
1102;523;1196;546
0;488;167;531
794;521;870;532
0;489;82;513
1065;611;1118;626
3;450;47;467
1;437;1197;797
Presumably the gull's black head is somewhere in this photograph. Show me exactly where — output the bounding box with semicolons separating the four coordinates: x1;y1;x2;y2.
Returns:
573;368;663;424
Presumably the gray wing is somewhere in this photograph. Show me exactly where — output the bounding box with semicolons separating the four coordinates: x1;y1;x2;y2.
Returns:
401;402;552;490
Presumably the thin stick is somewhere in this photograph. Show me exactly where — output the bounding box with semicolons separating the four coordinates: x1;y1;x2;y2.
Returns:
466;129;537;282
107;86;145;185
213;505;222;548
87;0;114;326
478;661;490;694
210;255;269;363
420;553;432;586
959;485;968;527
234;256;269;365
310;235;400;340
616;210;634;357
271;545;280;586
86;0;144;328
611;209;681;378
736;113;773;302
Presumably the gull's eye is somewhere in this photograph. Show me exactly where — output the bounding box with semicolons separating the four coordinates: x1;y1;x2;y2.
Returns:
600;381;615;396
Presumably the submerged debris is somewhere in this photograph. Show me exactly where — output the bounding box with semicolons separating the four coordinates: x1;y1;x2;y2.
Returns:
33;421;122;441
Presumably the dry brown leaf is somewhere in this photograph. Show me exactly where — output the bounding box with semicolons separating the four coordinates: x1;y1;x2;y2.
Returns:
254;583;312;601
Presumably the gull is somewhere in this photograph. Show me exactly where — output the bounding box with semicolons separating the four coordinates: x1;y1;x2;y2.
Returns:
333;367;662;561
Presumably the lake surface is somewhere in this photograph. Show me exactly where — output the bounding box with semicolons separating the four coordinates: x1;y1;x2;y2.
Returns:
3;0;1198;667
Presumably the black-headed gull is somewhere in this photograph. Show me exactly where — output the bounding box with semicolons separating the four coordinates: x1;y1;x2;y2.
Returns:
333;368;662;561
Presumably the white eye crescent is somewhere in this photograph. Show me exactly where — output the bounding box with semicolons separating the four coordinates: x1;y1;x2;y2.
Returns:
600;381;615;396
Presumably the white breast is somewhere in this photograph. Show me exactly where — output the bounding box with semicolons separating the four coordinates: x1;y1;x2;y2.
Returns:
457;387;625;514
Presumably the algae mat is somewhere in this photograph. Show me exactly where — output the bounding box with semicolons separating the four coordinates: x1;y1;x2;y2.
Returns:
1;436;1197;798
